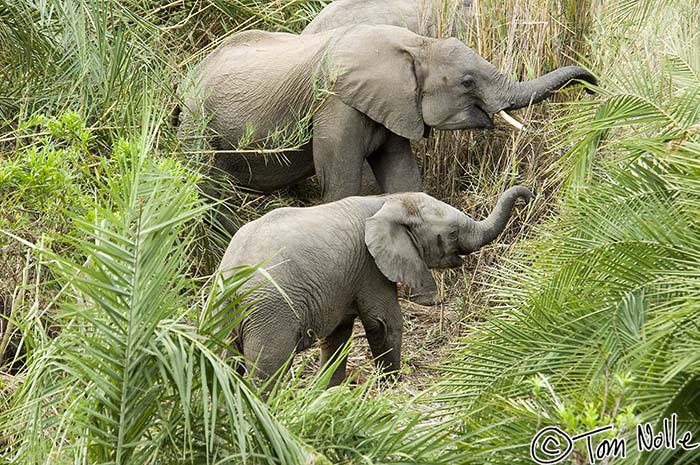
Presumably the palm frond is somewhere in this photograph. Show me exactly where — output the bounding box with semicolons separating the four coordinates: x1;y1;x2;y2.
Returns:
1;125;313;464
436;2;700;463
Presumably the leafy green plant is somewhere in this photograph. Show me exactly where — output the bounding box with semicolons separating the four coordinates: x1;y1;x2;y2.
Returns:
0;0;325;130
3;1;699;464
437;2;700;464
269;356;465;464
0;111;102;371
0;133;315;464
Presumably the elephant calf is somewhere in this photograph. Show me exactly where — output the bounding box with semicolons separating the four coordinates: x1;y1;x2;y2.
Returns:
218;186;533;386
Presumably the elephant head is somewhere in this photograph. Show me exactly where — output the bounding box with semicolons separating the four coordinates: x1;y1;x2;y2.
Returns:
364;185;534;288
330;26;597;140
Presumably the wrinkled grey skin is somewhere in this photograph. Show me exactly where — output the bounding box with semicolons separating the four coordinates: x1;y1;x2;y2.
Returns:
304;0;472;37
304;0;469;196
218;186;533;386
178;25;595;202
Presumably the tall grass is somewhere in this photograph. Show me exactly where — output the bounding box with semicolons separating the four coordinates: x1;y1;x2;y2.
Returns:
438;2;700;464
0;0;324;136
419;0;596;205
0;0;323;368
0;117;318;463
0;3;469;463
0;2;323;462
416;0;600;316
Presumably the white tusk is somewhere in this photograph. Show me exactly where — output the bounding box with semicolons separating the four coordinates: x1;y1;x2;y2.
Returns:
497;110;525;131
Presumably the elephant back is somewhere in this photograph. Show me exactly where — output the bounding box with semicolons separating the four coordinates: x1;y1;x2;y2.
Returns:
304;0;416;34
217;200;377;337
179;30;330;151
303;0;472;38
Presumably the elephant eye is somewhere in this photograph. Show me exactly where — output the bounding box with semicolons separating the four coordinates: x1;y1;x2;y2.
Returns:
449;229;459;240
461;76;475;89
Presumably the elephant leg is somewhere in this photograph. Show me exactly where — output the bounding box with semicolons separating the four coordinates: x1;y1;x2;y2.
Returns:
367;135;438;305
313;98;387;202
319;317;355;387
314;150;363;202
367;134;422;193
313;135;364;203
356;284;403;380
361;309;402;379
359;160;382;195
243;329;299;394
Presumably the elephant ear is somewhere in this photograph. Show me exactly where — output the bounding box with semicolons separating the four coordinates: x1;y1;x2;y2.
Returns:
365;197;431;289
328;25;425;141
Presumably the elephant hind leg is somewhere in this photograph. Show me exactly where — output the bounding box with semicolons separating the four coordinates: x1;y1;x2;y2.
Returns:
319;317;356;387
243;329;299;394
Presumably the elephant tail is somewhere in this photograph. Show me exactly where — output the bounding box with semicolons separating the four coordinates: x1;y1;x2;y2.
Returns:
228;312;247;377
223;332;247;377
170;70;182;128
170;103;181;128
229;332;247;377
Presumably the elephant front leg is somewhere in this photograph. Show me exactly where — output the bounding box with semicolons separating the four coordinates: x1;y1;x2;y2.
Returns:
319;318;355;387
367;134;422;193
367;135;438;304
313;98;384;202
363;318;402;380
358;299;403;381
313;134;365;202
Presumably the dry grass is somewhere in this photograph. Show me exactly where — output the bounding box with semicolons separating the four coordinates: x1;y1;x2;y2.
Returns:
413;0;596;362
292;0;596;390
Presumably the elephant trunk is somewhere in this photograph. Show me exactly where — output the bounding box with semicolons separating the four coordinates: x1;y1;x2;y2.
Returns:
504;66;598;110
462;186;533;250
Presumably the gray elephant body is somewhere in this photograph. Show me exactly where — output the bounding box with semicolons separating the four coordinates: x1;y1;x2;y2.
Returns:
303;0;470;197
180;30;324;192
181;26;428;199
179;25;595;202
218;186;533;385
304;0;472;37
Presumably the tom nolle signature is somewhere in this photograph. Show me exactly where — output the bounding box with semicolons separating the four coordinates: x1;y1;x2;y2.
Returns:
530;414;699;464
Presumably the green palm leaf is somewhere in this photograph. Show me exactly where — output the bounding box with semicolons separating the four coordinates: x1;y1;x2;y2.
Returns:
437;2;700;464
1;130;314;464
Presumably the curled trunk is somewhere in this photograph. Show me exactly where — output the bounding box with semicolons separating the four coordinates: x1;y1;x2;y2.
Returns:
464;186;533;249
506;66;597;110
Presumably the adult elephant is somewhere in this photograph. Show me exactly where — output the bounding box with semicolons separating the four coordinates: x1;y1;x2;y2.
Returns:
177;24;595;202
304;0;472;38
